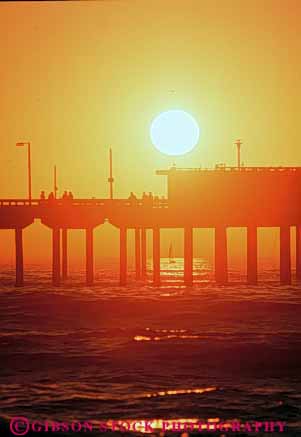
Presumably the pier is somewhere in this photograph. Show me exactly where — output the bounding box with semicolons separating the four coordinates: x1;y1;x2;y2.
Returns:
0;165;300;287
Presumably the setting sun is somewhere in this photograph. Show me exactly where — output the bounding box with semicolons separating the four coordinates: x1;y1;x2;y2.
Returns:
150;110;200;156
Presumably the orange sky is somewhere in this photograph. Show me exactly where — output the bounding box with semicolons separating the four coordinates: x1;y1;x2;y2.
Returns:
0;0;300;269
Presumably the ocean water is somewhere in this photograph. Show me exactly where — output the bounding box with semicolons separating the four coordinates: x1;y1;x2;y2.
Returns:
0;259;300;436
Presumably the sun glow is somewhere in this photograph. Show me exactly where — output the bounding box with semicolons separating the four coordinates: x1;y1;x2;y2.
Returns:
150;110;200;156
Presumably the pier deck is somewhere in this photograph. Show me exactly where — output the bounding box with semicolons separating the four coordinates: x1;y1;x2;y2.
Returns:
1;165;300;287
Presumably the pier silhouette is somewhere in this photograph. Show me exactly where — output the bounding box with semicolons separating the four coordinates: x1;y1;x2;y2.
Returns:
1;164;300;287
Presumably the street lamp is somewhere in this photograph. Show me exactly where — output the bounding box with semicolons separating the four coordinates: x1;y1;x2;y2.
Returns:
16;141;32;203
54;165;58;199
235;139;242;169
108;147;114;199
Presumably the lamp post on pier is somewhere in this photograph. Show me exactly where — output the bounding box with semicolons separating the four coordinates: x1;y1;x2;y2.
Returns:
235;139;242;169
16;141;32;204
108;147;114;199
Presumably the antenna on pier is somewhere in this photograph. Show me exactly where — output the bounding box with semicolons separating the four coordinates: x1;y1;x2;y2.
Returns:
108;148;114;199
54;165;58;199
235;139;242;169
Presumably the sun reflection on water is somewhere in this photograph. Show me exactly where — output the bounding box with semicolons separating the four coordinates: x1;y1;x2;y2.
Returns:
142;386;217;398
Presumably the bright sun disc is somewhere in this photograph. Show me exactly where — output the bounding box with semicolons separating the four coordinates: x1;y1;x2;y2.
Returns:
150;110;200;156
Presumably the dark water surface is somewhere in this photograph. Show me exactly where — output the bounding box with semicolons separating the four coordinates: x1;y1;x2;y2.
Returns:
0;260;301;435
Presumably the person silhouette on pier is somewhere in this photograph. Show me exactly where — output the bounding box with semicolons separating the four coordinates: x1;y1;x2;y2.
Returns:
141;192;154;206
40;191;46;200
62;191;68;201
48;192;55;202
68;191;74;200
128;191;138;206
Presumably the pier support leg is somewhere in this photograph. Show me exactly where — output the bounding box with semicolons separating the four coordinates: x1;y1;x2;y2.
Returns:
120;227;127;286
15;228;24;287
184;227;193;286
52;227;61;286
280;226;291;285
135;228;141;280
247;226;258;284
62;228;68;281
215;226;228;285
86;227;94;286
141;228;147;280
153;227;161;286
296;225;301;280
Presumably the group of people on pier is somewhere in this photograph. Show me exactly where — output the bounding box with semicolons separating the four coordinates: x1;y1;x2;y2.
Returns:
128;191;165;206
39;190;165;206
40;191;74;201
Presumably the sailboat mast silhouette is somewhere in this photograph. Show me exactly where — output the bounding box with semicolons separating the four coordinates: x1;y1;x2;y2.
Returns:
168;242;176;264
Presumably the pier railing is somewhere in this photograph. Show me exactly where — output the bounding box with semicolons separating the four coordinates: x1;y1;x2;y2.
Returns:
157;166;301;175
0;198;169;208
